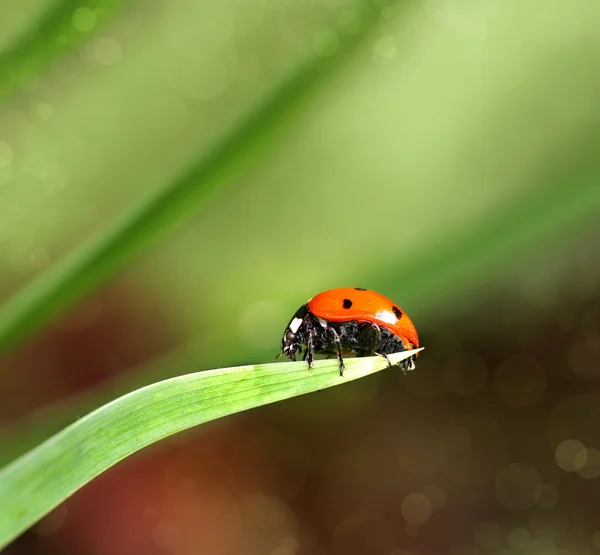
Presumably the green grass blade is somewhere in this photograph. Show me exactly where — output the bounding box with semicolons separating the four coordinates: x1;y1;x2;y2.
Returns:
0;349;421;549
0;0;128;98
0;0;406;356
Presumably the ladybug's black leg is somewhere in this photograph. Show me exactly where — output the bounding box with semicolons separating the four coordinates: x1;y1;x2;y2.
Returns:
305;328;317;368
399;356;416;374
356;323;394;368
326;327;345;376
375;352;393;368
336;351;345;376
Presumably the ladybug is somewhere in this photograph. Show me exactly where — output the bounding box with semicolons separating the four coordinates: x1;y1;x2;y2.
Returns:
280;288;419;376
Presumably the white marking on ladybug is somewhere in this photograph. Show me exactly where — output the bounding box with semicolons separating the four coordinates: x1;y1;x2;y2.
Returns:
317;316;328;328
289;317;303;334
376;310;397;325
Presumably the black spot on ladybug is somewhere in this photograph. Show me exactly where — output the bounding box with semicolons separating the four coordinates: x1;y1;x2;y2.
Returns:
343;299;353;309
354;287;367;291
392;306;403;319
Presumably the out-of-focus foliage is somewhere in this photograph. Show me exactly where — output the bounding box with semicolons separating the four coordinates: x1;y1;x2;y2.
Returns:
1;0;600;553
0;0;409;356
0;0;129;98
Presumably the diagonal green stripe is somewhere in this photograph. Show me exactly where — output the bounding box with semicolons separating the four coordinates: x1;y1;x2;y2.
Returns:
0;0;408;356
371;173;600;311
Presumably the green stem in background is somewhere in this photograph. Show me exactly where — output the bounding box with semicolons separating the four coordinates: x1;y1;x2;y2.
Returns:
371;169;600;310
0;0;128;99
0;0;406;356
0;349;421;549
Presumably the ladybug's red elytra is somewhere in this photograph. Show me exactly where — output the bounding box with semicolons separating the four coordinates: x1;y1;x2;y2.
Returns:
280;288;419;376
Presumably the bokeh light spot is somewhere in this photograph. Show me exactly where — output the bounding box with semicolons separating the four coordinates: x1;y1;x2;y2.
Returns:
94;38;123;66
373;36;397;60
524;537;557;555
400;493;432;525
577;447;600;479
72;7;98;32
494;463;541;510
34;103;54;121
533;482;559;507
555;439;587;472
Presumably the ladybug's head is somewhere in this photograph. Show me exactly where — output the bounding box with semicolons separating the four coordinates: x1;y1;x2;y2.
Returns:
281;328;302;361
280;304;310;361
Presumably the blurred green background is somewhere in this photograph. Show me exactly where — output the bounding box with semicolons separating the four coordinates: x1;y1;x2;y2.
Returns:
1;0;600;553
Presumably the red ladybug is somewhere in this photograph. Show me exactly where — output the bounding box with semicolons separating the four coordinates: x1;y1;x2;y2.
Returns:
280;288;419;376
